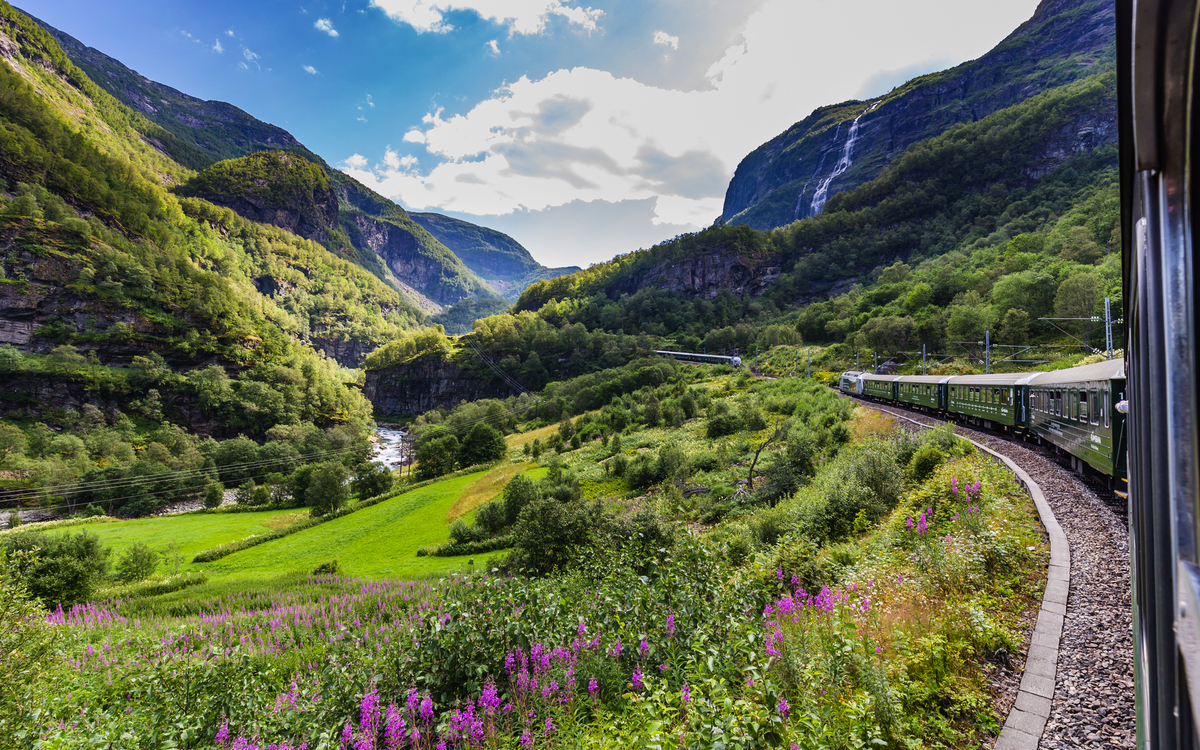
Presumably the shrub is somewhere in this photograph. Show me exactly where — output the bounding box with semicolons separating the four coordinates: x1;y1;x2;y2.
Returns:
312;559;342;576
203;482;224;509
251;484;271;506
907;443;946;484
4;530;110;607
352;462;395;499
449;518;478;545
416;434;459;480
235;480;257;506
7;511;19;529
474;501;507;536
508;497;600;575
309;461;350;516
458;423;507;467
706;401;742;438
114;541;159;583
502;474;541;526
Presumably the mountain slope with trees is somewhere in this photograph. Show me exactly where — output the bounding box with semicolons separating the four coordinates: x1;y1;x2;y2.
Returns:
721;0;1115;230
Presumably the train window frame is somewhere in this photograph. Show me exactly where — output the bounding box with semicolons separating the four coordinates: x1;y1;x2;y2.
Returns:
1079;391;1088;422
1091;390;1100;425
1103;389;1109;428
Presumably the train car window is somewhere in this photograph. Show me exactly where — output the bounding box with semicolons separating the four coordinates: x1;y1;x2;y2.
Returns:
1103;389;1109;428
1079;391;1088;422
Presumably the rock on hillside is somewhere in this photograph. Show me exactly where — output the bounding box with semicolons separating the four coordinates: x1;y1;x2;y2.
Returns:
721;0;1115;230
364;356;516;417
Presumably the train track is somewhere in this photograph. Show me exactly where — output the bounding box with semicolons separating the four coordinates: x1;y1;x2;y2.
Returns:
846;396;1136;749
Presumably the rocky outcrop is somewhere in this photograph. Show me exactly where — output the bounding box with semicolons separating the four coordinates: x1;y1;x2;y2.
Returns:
722;0;1116;229
610;252;781;300
364;357;515;417
350;214;478;307
201;187;339;245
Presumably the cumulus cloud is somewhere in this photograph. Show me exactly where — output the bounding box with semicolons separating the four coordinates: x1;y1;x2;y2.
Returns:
487;39;500;54
213;39;224;53
346;0;1041;231
652;31;678;50
315;18;339;37
344;154;369;169
369;0;602;35
303;64;319;74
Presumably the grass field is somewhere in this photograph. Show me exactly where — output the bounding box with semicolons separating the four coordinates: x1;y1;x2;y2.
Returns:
80;507;307;569
194;470;503;580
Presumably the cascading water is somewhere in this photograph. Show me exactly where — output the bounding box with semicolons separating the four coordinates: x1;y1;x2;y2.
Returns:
806;102;879;218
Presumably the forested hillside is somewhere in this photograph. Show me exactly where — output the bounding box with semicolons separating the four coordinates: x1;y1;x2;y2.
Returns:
0;3;400;515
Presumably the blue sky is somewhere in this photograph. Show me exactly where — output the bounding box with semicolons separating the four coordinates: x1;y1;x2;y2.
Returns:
18;0;1040;267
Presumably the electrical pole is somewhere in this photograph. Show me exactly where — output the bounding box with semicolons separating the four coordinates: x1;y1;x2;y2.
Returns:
807;357;811;379
856;352;860;371
922;344;926;376
985;330;991;374
1105;297;1113;360
874;351;877;373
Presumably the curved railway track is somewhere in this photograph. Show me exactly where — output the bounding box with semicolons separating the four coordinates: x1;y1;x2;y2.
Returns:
852;397;1135;749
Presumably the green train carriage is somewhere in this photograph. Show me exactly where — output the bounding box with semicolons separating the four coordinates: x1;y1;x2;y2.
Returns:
894;375;950;410
944;372;1034;430
1026;359;1127;482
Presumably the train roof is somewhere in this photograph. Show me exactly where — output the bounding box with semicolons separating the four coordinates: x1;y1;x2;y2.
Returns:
841;370;864;377
1026;358;1126;386
946;372;1040;386
895;375;954;384
861;373;901;382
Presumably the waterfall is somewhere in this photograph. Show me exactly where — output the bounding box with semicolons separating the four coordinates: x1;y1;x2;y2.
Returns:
807;102;879;218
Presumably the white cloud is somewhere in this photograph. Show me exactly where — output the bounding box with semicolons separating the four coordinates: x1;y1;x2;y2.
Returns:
213;39;224;53
367;94;375;108
225;29;235;37
243;47;259;62
369;0;602;35
383;147;419;171
303;64;319;74
315;18;339;37
487;39;500;55
238;61;249;70
347;0;1042;235
652;31;678;50
344;154;369;169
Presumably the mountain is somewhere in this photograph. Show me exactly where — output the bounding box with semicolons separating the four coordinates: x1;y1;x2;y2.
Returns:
409;212;581;302
32;17;317;168
30;10;572;310
722;0;1115;230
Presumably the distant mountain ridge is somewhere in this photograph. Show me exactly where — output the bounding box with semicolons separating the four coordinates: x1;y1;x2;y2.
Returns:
409;212;581;302
722;0;1116;230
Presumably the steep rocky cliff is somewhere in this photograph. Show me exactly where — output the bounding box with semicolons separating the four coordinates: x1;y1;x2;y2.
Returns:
722;0;1116;230
364;357;515;417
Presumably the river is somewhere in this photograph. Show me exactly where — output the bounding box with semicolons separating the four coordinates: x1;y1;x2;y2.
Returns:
371;425;409;469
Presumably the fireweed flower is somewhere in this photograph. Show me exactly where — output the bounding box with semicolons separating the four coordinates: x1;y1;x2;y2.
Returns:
631;669;644;692
777;697;790;719
341;724;353;747
588;676;599;702
952;476;958;494
907;517;914;532
639;639;650;658
216;722;230;747
384;704;405;750
666;612;676;637
681;683;691;704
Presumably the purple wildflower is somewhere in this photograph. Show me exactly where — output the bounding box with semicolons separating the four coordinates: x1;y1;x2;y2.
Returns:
666;612;676;637
777;697;790;719
216;721;230;747
681;683;691;704
631;669;644;692
341;723;353;748
952;476;958;494
384;704;405;750
588;676;599;702
639;639;650;658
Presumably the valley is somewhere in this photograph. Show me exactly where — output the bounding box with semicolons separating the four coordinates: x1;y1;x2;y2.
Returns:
0;0;1135;747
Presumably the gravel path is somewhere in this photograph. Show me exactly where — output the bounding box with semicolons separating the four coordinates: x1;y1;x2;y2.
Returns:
859;402;1136;749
